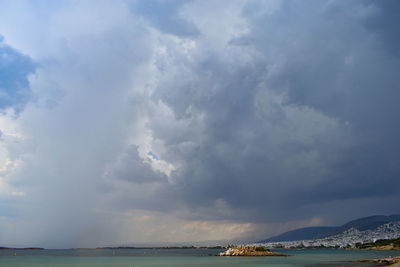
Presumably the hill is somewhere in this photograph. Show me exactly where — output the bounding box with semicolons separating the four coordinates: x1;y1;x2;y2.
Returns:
259;214;400;243
263;226;339;242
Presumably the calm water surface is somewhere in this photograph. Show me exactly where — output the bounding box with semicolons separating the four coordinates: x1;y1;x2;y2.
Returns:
1;248;399;267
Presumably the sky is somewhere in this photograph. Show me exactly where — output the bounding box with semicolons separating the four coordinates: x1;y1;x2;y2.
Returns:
0;0;399;248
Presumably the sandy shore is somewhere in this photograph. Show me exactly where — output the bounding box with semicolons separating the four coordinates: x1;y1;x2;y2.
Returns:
356;256;400;266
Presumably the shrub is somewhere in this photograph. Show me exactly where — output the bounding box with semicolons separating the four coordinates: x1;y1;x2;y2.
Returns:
255;246;270;252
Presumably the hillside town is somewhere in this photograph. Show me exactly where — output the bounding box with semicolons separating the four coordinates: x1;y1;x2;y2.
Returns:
254;222;400;249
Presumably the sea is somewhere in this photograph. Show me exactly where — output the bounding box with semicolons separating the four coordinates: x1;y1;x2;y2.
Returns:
1;248;399;267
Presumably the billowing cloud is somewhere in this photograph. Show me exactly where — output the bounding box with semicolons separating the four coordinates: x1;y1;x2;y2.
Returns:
0;0;399;248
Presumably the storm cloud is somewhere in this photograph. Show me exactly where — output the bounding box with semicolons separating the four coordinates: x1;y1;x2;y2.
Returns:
0;0;399;248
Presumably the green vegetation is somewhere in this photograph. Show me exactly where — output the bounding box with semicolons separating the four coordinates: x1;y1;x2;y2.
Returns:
255;246;270;252
355;238;400;249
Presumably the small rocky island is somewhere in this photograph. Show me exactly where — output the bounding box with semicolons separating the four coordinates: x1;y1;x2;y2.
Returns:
218;246;288;256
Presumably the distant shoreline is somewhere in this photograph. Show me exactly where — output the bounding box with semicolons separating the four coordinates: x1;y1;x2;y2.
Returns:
0;246;226;250
1;245;398;252
0;247;44;250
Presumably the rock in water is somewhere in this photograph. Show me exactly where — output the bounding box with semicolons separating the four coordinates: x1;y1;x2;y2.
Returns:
218;246;288;256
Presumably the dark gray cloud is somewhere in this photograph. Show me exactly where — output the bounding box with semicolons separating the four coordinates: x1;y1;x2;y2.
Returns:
247;0;400;213
83;0;400;228
365;0;400;57
105;145;167;183
139;0;400;224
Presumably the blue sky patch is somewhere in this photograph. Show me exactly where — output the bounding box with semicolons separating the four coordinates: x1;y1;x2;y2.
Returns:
0;37;35;112
148;151;159;160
